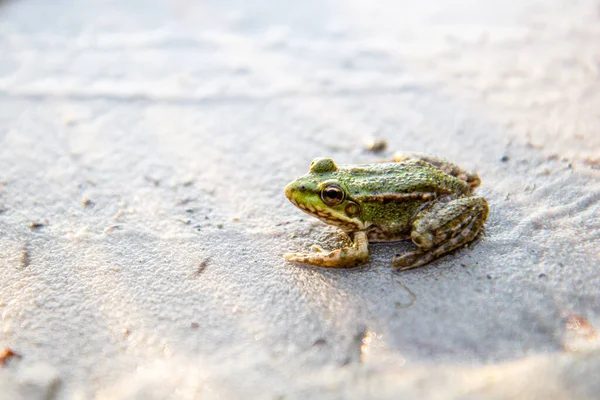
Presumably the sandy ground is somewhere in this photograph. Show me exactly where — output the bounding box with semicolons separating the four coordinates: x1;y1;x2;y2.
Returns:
0;0;599;399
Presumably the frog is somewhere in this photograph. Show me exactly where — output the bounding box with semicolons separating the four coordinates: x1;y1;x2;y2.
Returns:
283;152;489;270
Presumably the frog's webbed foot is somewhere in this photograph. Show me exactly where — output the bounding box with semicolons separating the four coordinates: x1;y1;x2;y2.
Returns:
392;196;489;270
393;152;481;190
285;231;369;268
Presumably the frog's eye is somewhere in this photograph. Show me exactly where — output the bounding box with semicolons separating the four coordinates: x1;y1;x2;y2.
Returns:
321;185;345;206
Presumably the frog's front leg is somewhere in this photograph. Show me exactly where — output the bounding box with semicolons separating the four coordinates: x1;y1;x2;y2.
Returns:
393;152;481;190
285;231;370;268
392;196;489;270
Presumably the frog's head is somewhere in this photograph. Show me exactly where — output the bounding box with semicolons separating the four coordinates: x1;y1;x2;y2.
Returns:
284;158;364;231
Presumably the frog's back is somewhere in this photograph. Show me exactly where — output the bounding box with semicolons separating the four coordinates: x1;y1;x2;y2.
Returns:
334;160;470;240
337;160;468;197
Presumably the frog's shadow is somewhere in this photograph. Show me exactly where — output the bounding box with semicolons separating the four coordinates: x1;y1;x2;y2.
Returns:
288;233;500;354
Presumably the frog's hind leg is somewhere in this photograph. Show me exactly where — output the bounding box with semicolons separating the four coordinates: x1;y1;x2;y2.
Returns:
393;152;481;190
392;196;489;270
284;231;370;268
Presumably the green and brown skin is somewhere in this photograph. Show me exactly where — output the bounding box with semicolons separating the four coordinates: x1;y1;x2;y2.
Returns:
284;152;489;270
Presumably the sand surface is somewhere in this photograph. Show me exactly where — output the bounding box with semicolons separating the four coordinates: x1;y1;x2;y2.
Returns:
1;0;599;398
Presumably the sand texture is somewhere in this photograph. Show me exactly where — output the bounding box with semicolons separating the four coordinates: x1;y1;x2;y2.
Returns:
1;0;599;398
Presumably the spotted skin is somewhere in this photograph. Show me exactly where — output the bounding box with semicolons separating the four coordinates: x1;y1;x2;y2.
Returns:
284;154;488;270
393;196;488;270
393;152;481;190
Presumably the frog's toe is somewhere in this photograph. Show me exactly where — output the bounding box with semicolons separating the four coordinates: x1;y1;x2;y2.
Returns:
285;252;326;267
392;251;429;270
284;252;309;263
310;244;325;253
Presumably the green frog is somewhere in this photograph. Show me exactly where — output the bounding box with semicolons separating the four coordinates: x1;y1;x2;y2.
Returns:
284;152;489;270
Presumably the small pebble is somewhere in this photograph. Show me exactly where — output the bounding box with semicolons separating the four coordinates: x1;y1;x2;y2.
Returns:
364;137;388;153
81;196;93;207
29;221;46;230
